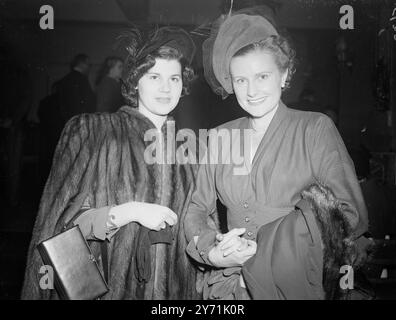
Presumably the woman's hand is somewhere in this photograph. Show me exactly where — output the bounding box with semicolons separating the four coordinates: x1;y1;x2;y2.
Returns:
109;202;177;231
208;239;257;268
216;228;248;257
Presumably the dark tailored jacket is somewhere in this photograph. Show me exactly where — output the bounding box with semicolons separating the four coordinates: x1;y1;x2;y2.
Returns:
185;102;368;264
184;102;368;299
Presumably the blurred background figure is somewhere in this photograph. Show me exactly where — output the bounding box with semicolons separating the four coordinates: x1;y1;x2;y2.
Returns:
95;56;125;112
290;87;322;112
58;54;95;126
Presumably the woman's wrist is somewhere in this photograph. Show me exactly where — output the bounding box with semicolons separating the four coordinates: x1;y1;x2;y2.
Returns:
207;246;218;267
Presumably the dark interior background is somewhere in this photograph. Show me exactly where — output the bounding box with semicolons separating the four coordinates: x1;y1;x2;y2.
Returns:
1;0;391;144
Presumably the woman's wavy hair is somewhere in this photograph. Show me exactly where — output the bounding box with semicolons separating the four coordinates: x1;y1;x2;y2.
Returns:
233;33;296;90
122;46;195;107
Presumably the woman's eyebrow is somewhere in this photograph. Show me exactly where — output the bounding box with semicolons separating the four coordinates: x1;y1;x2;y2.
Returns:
146;72;181;77
231;74;246;78
256;71;272;75
231;71;272;78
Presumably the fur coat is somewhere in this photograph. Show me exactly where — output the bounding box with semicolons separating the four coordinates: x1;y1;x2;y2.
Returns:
21;106;199;300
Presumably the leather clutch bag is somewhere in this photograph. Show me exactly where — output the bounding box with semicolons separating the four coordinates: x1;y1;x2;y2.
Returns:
37;225;109;300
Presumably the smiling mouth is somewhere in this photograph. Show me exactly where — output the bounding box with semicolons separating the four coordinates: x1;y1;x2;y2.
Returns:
247;97;267;105
156;97;171;104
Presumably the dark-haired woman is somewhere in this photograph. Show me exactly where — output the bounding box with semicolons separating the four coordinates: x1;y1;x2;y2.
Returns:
95;56;124;113
22;27;199;300
184;12;369;299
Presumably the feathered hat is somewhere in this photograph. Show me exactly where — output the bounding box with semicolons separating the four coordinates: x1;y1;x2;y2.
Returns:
119;26;196;75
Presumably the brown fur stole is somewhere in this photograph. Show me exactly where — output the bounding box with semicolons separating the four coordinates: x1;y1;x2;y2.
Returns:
302;183;371;299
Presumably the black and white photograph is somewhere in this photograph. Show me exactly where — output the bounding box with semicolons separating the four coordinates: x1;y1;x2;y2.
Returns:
0;0;395;305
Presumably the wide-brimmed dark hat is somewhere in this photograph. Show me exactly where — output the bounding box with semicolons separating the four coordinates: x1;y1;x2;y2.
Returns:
203;8;278;98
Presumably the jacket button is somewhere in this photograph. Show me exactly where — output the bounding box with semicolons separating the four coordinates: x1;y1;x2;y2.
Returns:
245;217;250;222
243;202;249;209
199;251;205;256
247;231;253;237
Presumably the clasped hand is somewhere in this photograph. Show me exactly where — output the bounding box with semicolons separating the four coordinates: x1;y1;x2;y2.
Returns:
208;228;257;268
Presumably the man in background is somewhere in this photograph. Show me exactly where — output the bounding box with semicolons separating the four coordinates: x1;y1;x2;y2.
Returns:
58;54;95;125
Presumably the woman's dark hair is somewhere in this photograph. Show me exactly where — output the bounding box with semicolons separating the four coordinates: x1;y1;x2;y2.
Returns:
122;46;195;107
95;56;123;85
233;34;296;90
